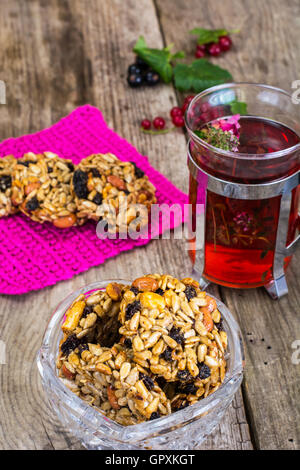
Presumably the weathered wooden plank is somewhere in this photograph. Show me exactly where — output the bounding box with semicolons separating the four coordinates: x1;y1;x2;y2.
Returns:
155;0;300;449
0;0;251;450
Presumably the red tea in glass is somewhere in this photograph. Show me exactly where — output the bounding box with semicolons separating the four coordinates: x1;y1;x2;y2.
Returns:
186;84;300;294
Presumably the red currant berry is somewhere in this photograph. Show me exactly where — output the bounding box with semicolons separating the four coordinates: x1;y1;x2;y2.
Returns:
184;95;195;104
172;115;185;127
153;117;165;130
207;43;221;56
218;35;232;52
200;102;210;113
196;44;206;52
170;107;183;119
141;119;151;130
195;49;205;58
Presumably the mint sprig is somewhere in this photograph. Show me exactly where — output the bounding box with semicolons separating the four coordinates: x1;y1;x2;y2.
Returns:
230;100;248;115
133;36;185;83
189;27;239;45
173;59;233;93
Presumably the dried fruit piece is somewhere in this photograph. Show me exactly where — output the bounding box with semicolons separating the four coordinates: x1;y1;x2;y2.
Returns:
132;276;159;292
107;386;120;410
106;282;122;301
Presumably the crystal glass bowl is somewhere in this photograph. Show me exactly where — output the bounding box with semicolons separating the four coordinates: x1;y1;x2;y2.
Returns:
37;280;244;450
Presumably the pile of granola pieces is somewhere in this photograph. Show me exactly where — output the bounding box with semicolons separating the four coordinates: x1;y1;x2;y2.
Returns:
57;274;228;426
0;152;156;230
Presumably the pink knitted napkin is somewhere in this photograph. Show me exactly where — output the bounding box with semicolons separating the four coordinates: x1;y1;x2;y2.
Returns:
0;105;188;295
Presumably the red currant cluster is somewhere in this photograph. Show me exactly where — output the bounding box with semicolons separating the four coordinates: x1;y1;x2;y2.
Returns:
195;35;232;58
141;95;195;133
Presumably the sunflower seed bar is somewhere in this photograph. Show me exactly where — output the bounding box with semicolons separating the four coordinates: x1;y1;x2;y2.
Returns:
71;153;156;231
12;151;80;228
0;155;18;217
57;275;228;426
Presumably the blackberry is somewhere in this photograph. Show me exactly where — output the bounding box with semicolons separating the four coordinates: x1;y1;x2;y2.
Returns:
91;168;101;177
135;56;149;69
149;412;160;420
142;375;155;391
130;161;145;179
160;346;173;362
92;192;103;205
155;288;164;296
127;74;143;88
198;362;211;380
124;337;132;348
82;305;93;318
169;326;184;345
184;285;197;301
61;334;81;356
128;64;143;75
0;175;12;191
73;169;88;199
177;369;192;382
130;286;139;295
125;300;141;320
144;71;160;86
26;196;39;212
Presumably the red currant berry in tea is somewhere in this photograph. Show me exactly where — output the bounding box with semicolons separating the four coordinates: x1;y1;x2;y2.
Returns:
207;43;221;56
153;117;166;130
172;115;185;127
196;44;206;52
218;35;232;52
170;107;183;119
141;119;151;130
195;49;205;58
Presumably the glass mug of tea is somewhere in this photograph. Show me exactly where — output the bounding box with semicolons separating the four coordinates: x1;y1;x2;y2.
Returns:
185;83;300;299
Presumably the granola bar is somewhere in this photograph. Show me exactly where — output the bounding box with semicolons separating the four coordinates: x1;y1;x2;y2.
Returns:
71;153;156;231
11;151;81;227
57;275;228;426
0;155;18;217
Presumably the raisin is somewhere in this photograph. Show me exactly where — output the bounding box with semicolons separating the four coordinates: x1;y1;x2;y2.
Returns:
155;288;164;296
18;160;36;167
0;175;12;191
78;343;89;354
92;192;103;205
82;305;93;318
184;285;197;301
47;166;53;173
149;412;160;420
125;300;141;320
177;401;189;411
130;286;139;295
169;326;184;345
215;319;225;332
73;169;88;199
26;196;39;211
124;337;132;348
160;346;173;362
142;375;155;391
198;362;211;379
180;383;198;395
61;334;80;356
67;162;74;171
177;369;192;382
91;168;101;177
131;161;144;179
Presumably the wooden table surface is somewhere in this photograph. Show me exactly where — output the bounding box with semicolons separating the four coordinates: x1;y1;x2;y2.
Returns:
0;0;299;450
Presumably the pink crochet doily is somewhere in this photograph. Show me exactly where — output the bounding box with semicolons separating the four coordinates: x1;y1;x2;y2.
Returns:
0;105;188;295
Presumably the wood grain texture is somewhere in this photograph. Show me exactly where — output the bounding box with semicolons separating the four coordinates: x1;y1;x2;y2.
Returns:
0;0;297;450
155;0;300;450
